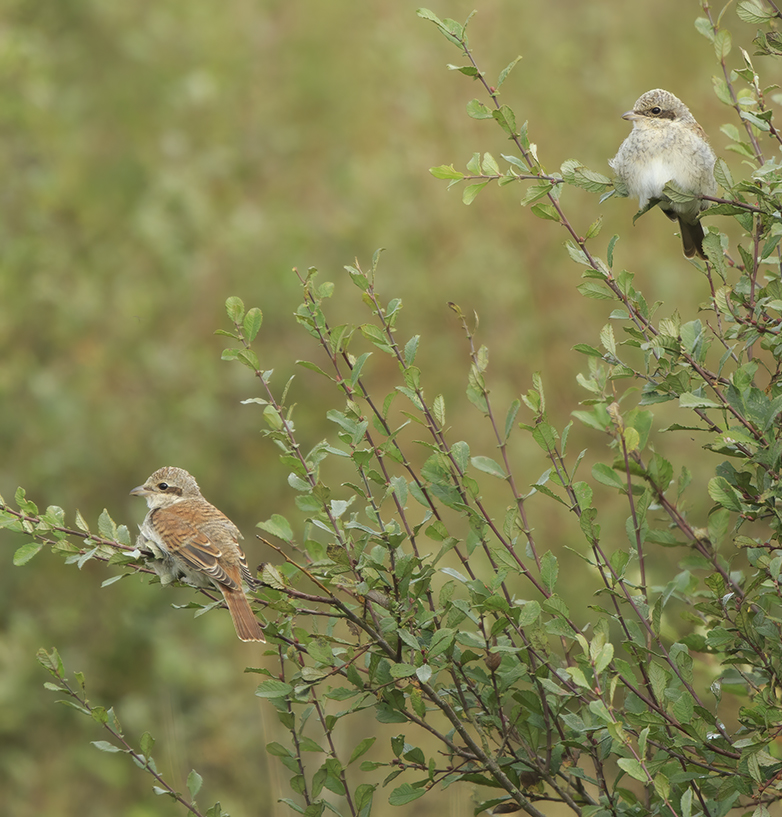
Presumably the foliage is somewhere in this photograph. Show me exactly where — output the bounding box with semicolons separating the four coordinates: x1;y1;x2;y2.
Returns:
36;647;225;817
3;2;782;816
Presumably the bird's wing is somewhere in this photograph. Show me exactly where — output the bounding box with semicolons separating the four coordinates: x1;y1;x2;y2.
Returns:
149;503;241;590
198;518;256;587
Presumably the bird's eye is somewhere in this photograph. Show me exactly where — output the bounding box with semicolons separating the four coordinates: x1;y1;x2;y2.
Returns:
650;106;662;115
157;482;169;490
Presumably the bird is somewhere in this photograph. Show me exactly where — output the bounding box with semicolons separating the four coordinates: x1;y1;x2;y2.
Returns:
130;466;266;642
609;88;717;259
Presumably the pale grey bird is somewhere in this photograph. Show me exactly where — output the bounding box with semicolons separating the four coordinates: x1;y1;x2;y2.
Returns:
610;88;717;259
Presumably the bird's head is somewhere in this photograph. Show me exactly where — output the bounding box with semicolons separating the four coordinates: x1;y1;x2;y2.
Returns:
622;88;695;129
130;466;202;508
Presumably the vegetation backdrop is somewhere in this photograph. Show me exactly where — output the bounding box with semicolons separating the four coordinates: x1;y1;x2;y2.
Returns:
0;1;772;816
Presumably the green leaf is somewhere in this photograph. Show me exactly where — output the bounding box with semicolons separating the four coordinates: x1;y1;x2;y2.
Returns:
588;699;613;723
450;440;468;473
540;551;558;593
37;647;64;676
740;110;771;132
466;99;492;120
518;181;553;207
517;600;541;627
0;512;20;531
140;731;155;759
448;63;479;77
375;704;408;723
187;770;203;800
428;627;455;658
91;706;109;724
404;335;420;367
573;344;602;357
266;741;294;757
565;240;589;266
417;9;466;46
617;758;648;783
91;741;124;754
299;736;325;753
679;392;721;409
98;509;117;540
349;737;376;766
711;78;733;108
361;324;393;353
257;514;294;542
502;153;529;172
530;203;560;222
243;308;263;341
532;482;568;507
416;8;443;24
471;456;507;479
599;324;616;356
238;349;259;370
530;422;557;453
654;772;671;800
13;542;42;566
430;164;465;180
561;160;613;193
607;234;619;268
355;783;376;813
694;17;714;42
567;666;590;689
707;477;743;512
673;691;694;722
577;281;612;300
719;123;741;143
255;679;294;699
465;153;481;174
348;352;372;387
713;158;733;191
592;463;626;492
680;787;693;817
225;296;245;324
389;783;427;805
389;663;417;679
504;399;520;442
593;643;614;674
662;181;697;203
737;0;776;23
481;152;500;175
463;182;489;205
416;665;432;684
492;105;517;136
585;216;603;239
497;56;522;89
714;28;732;60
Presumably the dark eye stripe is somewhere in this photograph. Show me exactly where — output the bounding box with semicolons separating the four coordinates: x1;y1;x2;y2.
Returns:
157;482;184;496
645;106;676;121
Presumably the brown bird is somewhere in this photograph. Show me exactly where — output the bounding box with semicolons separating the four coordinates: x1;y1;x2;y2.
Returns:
130;466;266;642
609;89;717;259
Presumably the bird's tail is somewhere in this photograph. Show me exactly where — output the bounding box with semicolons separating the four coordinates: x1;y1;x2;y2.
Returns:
222;587;266;642
678;217;706;260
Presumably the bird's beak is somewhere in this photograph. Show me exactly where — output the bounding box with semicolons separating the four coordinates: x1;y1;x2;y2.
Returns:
130;484;148;497
622;110;640;121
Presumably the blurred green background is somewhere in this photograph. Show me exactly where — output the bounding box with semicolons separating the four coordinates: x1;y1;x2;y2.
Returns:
0;1;762;814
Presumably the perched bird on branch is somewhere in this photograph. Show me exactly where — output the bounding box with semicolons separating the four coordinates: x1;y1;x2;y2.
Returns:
610;88;716;259
131;466;266;642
